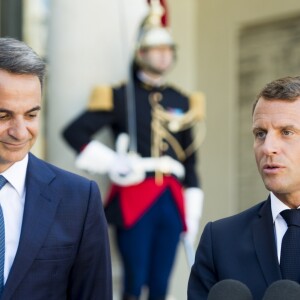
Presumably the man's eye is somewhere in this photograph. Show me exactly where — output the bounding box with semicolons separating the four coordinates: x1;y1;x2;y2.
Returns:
282;130;293;136
0;114;9;120
254;131;265;138
27;113;38;119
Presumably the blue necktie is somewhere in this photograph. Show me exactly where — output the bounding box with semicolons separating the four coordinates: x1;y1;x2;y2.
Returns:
280;209;300;282
0;175;7;296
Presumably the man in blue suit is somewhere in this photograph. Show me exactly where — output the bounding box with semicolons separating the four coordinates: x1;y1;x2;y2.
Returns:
0;37;112;299
188;76;300;300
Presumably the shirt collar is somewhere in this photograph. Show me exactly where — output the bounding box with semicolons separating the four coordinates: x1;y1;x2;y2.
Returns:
1;154;28;197
270;192;300;222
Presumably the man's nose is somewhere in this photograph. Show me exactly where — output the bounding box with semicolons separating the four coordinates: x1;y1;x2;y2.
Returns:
261;133;279;155
8;119;28;139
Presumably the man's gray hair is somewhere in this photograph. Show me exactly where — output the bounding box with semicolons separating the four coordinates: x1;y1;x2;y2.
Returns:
0;37;46;88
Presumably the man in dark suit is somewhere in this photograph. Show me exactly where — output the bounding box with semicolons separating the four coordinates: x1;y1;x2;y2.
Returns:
188;76;300;300
0;37;112;299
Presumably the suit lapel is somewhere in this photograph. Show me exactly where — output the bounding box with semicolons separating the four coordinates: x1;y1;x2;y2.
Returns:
252;198;282;285
2;154;61;300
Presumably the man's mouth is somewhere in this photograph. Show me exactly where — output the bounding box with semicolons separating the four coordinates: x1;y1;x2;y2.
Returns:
262;163;284;174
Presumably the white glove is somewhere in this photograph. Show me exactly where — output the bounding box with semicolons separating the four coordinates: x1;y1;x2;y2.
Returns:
184;187;204;246
75;140;117;174
108;133;145;186
109;152;146;186
75;134;146;186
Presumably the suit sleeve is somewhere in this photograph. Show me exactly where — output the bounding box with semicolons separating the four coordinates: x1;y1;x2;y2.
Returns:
187;222;217;299
67;181;112;300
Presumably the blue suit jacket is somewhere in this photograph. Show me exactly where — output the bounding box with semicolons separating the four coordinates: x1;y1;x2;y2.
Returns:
2;153;112;300
188;198;282;300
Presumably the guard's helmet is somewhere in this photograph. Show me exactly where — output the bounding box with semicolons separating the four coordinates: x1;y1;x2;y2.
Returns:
136;0;176;51
138;26;174;49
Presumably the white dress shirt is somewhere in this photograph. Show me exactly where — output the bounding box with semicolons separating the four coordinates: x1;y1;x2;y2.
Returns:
271;192;300;263
0;155;28;283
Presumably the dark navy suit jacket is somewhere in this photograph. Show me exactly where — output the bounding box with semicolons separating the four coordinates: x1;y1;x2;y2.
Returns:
2;153;112;300
188;198;282;300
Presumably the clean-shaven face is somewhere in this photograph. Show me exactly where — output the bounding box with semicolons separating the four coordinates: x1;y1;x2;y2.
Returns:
0;69;41;172
139;45;174;75
253;97;300;208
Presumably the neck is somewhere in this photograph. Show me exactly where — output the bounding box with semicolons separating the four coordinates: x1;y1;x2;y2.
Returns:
274;192;300;209
138;70;164;87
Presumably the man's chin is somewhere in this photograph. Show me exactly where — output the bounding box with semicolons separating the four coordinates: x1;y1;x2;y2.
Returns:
145;65;171;76
263;179;280;192
264;183;287;195
1;152;28;165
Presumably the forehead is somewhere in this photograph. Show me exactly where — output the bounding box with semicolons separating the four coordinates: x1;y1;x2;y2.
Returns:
253;98;300;127
0;69;40;89
0;69;41;109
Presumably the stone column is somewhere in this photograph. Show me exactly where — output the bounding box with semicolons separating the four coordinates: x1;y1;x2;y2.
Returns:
46;1;147;299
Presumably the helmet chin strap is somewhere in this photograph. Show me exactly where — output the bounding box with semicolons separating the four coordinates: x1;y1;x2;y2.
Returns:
137;69;165;87
143;64;167;76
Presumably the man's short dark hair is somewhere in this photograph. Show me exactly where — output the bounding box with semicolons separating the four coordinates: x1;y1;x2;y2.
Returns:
252;76;300;114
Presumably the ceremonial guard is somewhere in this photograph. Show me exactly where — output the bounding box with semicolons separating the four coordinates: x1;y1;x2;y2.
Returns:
62;1;205;299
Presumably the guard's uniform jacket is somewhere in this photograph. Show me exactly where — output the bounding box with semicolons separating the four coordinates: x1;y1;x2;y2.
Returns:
63;75;201;230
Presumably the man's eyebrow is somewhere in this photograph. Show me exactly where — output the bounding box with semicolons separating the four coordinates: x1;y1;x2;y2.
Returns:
252;124;299;132
26;106;41;113
0;106;41;114
252;126;264;131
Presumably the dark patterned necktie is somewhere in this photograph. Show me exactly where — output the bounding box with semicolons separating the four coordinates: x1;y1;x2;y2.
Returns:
0;175;7;296
280;209;300;282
